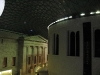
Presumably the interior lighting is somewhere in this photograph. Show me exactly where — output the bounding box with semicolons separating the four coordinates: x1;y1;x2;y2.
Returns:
0;72;1;75
96;11;100;14
0;0;5;16
1;70;12;75
64;17;68;19
80;13;85;16
69;16;72;18
35;66;41;72
90;12;95;14
56;18;65;22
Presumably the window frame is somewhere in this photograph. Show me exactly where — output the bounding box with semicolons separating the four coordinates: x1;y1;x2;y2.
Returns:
68;31;80;56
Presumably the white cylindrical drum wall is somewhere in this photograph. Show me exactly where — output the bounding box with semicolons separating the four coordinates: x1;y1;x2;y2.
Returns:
48;15;100;75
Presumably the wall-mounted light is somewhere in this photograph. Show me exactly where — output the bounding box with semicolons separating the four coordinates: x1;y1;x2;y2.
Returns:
56;18;65;22
0;0;5;16
64;17;68;20
48;10;100;29
90;12;95;14
80;13;85;16
96;11;100;14
69;16;72;18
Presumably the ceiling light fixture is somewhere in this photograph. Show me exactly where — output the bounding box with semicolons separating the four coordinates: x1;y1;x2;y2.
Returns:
0;0;5;16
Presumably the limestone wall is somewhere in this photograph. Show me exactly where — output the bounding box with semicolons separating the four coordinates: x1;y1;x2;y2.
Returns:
0;30;24;75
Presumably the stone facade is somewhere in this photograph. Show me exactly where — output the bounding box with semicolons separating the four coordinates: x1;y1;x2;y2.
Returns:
0;30;48;75
18;35;48;75
48;15;100;75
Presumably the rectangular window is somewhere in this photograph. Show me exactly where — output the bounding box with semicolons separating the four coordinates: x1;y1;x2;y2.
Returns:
70;32;75;56
34;56;36;64
56;34;59;55
12;57;16;66
95;29;100;57
39;56;41;63
28;57;31;64
3;57;7;67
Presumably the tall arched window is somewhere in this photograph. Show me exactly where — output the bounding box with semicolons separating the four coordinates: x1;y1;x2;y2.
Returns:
95;29;100;57
53;34;59;55
56;34;59;55
68;31;80;56
70;32;75;56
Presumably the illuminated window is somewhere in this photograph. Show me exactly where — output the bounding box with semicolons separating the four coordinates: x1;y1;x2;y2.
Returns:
68;31;80;56
95;29;100;57
28;57;31;64
34;56;36;64
3;57;7;67
53;34;59;55
12;57;16;66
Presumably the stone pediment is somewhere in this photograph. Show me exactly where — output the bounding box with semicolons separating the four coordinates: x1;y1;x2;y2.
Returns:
24;35;48;43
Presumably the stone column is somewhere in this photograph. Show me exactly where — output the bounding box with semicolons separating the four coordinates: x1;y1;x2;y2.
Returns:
44;47;48;63
43;47;45;63
20;69;22;75
37;46;39;66
31;46;34;69
26;46;28;74
22;46;27;74
33;46;37;66
41;46;44;64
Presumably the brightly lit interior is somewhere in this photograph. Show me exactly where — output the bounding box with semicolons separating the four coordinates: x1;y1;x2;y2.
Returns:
0;70;12;75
